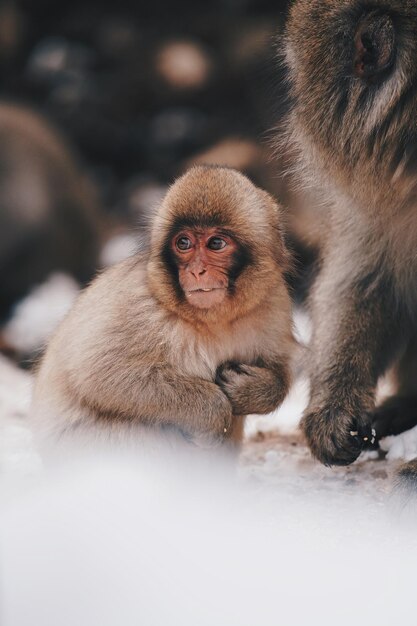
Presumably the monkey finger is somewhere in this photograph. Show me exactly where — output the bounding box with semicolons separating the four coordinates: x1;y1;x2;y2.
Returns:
328;430;363;466
359;428;379;450
216;370;239;389
233;364;255;377
216;365;255;389
215;362;245;382
350;422;377;447
325;423;376;462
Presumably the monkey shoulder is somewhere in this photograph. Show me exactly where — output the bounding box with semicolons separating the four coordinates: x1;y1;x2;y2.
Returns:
39;256;166;371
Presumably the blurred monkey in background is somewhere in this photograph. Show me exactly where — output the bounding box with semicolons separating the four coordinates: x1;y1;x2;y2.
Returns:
0;103;99;323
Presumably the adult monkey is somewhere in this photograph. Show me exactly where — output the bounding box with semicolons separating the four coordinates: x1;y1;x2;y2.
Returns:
0;103;99;322
32;166;294;453
283;0;417;484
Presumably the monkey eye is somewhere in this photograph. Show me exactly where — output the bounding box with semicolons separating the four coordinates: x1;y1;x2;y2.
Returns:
207;237;227;251
176;236;193;251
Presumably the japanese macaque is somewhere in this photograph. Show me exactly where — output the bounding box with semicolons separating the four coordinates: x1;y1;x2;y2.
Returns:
32;166;294;454
283;0;417;484
0;103;99;323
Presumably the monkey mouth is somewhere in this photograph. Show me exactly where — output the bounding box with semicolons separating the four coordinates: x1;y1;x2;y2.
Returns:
185;286;227;309
187;287;224;293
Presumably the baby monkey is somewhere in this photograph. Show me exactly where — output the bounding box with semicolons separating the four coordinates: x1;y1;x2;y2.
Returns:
32;166;294;452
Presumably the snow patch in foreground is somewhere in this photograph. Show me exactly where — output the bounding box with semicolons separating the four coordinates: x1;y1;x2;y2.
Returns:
1;452;416;626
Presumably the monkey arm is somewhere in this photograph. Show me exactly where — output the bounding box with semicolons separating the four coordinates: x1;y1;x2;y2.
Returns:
303;264;406;466
215;359;290;416
73;361;234;442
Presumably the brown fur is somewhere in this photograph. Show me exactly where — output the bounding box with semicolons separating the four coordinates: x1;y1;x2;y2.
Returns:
283;1;417;480
0;103;100;321
32;166;295;454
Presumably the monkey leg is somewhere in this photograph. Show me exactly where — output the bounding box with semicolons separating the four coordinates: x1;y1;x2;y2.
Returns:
372;337;417;440
184;413;244;451
302;257;405;466
225;415;245;449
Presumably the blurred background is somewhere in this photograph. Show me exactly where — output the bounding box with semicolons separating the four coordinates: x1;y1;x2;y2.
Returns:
0;0;320;365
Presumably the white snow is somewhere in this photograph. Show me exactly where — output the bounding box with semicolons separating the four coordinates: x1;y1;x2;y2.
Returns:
100;232;139;267
3;272;79;356
1;451;417;626
381;425;417;461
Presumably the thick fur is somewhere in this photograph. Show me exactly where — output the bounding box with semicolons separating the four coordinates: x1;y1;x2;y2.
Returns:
0;103;99;321
32;166;295;454
283;1;417;477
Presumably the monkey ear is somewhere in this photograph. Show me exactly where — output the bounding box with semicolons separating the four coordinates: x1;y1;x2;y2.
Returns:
353;12;395;81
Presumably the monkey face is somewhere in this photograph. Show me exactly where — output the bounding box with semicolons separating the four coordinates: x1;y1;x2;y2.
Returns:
170;227;238;309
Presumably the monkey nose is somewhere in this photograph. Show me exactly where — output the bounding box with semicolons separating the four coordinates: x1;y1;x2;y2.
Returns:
191;267;207;278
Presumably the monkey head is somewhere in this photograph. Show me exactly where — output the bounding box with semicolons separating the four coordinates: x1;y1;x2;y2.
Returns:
284;0;417;210
147;166;287;324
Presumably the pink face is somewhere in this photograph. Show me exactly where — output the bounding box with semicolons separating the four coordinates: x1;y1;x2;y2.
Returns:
171;227;238;309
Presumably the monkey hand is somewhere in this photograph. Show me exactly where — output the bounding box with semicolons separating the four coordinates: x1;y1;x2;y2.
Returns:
215;362;284;416
301;405;375;466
